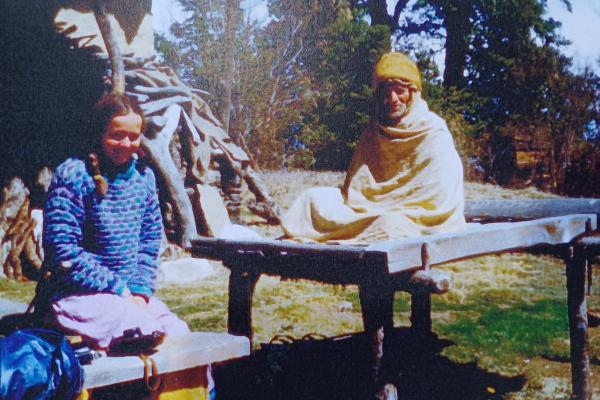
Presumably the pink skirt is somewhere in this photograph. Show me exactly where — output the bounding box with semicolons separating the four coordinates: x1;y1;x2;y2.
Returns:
51;293;190;349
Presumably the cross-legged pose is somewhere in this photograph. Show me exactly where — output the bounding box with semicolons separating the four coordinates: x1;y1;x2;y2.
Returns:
35;93;189;349
282;52;466;243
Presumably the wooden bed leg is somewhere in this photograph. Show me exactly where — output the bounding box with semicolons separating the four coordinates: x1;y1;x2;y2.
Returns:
410;292;432;338
587;258;593;296
359;279;396;400
586;218;593;296
567;245;592;400
227;262;259;347
411;243;433;338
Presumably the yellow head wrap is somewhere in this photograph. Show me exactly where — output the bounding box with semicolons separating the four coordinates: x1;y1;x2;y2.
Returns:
372;52;421;92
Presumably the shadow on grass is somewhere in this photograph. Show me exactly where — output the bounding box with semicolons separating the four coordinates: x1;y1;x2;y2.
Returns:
214;328;525;400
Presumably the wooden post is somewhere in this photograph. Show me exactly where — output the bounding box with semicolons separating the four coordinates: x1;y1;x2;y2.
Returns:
587;256;593;296
566;245;592;400
226;260;259;348
585;218;593;295
411;243;432;337
359;268;396;400
410;293;431;336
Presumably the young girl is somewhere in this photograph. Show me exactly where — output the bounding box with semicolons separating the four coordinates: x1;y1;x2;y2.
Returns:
36;93;190;349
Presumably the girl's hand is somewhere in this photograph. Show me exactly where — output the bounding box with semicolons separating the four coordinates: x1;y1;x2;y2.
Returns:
127;294;148;307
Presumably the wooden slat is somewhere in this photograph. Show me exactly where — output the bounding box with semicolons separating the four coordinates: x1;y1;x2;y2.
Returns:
371;214;595;273
83;332;250;389
465;199;600;221
191;237;384;261
223;253;388;285
579;236;600;249
191;215;594;275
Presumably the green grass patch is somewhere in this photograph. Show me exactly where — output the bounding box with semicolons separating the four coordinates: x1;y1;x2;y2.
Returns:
0;279;36;304
437;299;569;370
432;288;548;314
188;314;227;332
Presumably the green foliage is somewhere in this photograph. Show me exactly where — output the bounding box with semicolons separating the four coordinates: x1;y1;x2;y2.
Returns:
543;67;600;192
248;1;389;170
157;0;242;116
391;0;600;190
418;52;486;174
465;1;562;126
157;0;600;191
156;0;390;170
294;16;390;170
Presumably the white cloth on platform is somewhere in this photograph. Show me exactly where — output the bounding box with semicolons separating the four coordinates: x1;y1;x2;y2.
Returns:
282;93;466;244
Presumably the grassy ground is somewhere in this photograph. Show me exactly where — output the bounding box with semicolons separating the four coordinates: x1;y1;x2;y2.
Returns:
157;253;600;399
0;171;597;398
168;173;600;398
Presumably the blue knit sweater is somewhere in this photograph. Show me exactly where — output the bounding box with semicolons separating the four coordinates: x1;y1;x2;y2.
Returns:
41;157;163;301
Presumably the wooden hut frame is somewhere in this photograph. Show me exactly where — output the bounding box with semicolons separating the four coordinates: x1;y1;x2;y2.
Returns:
91;2;281;246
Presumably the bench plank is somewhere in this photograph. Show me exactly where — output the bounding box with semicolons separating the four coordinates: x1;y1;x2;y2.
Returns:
83;332;250;389
372;214;595;273
191;237;384;262
191;214;595;275
465;199;600;221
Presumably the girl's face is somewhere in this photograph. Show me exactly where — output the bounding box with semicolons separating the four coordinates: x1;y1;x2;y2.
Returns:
102;110;142;165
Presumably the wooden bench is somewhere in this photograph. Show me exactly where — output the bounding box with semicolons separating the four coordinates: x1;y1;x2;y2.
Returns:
81;332;250;398
190;201;600;400
0;299;250;399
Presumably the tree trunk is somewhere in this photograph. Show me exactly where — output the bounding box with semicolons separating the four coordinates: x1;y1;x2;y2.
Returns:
441;0;471;88
220;0;240;134
94;3;125;96
368;0;391;27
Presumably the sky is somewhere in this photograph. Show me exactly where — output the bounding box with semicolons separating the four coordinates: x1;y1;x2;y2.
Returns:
151;0;600;72
547;0;600;71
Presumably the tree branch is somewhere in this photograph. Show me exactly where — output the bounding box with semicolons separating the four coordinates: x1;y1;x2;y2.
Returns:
392;0;410;31
94;2;125;96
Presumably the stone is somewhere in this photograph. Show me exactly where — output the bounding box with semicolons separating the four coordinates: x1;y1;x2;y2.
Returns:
195;184;231;237
157;257;215;286
218;224;261;240
337;301;353;313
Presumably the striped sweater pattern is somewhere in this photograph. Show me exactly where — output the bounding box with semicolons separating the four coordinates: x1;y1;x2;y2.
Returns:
41;157;162;301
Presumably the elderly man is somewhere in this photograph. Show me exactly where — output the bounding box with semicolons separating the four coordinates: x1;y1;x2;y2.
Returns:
282;52;466;243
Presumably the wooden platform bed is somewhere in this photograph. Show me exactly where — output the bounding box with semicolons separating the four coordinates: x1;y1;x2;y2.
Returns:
191;199;600;400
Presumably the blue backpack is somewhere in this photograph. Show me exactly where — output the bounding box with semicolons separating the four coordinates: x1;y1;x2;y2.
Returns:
0;329;83;400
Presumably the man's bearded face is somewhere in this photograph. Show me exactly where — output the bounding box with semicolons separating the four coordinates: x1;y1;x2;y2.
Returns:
382;82;411;122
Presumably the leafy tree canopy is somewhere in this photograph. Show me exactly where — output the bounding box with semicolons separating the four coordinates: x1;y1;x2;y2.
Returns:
157;0;600;194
